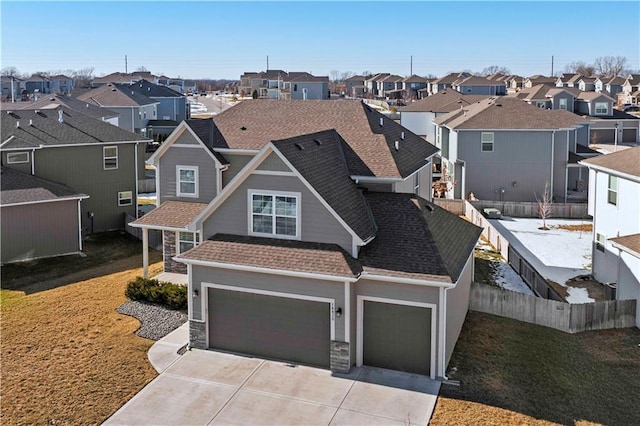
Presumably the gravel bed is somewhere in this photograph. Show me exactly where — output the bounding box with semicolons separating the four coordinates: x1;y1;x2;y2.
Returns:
117;300;187;341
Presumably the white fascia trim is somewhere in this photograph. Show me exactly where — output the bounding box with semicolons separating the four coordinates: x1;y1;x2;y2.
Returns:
344;281;351;343
453;128;577;132
356;295;437;380
35;140;150;149
201;281;337;341
150;123;222;168
609;240;640;259
251;170;296;177
174;257;358;283
578;164;640;184
350;175;402;183
128;223;189;232
1;194;90;207
361;272;455;288
147;121;189;164
214;148;260;155
1;135;16;147
270;146;366;245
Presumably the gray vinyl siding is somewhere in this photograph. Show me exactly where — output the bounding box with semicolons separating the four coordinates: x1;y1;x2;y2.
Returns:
222;153;254;187
158;146;218;204
1;151;32;174
32;144;139;233
400;111;433;140
290;82;329;100
551;93;575;113
174;128;201;145
457;130;558;202
256;152;290;171
445;255;472;367
577;125;590;147
1;200;80;263
553;130;569;201
190;266;346;341
108;105;157;133
457;85;504;95
394;176;415;194
154;97;188;122
203;174;353;253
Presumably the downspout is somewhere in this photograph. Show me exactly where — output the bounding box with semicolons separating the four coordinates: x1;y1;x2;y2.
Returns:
77;199;83;251
131;108;135;132
135;142;140;218
551;130;555;198
31;148;36;175
565;131;569;203
155;162;161;207
438;287;447;380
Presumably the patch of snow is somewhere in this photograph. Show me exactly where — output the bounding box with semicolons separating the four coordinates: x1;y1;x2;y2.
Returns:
493;261;535;296
138;192;157;201
565;287;593;304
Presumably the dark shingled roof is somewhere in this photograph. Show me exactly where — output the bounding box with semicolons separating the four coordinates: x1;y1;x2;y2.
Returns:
211;99;438;179
271;129;377;242
1;167;87;205
580;145;640;178
8;94;119;120
76;83;157;107
183;119;228;165
1;107;148;149
401;90;488;112
126;79;185;98
132;201;208;229
359;193;482;282
178;234;363;278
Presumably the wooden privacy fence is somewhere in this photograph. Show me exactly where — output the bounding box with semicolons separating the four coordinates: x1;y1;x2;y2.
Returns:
432;198;466;215
470;282;637;333
124;213;163;250
469;200;589;219
138;178;155;193
463;200;511;260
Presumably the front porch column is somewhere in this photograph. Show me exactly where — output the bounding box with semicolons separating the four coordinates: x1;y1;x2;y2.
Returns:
142;227;149;279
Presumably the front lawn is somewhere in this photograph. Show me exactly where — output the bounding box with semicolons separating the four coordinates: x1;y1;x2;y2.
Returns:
430;312;640;425
1;237;163;424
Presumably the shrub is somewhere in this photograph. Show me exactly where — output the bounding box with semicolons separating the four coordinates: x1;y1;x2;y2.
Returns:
125;277;187;311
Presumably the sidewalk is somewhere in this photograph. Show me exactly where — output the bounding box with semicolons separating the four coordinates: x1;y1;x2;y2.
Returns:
147;322;189;373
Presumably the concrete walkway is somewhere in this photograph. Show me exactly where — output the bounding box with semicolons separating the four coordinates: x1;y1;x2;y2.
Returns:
106;327;441;425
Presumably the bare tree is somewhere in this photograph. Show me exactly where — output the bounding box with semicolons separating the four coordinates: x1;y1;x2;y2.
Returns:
1;66;20;77
72;67;95;88
535;182;553;230
329;70;340;82
339;71;355;81
135;66;149;72
563;61;595;76
480;65;511;76
594;56;628;77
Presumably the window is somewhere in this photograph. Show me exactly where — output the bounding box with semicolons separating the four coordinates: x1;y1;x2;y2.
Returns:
596;233;606;252
176;166;198;197
103;146;118;170
607;175;617;205
559;98;568;110
6;152;29;164
536;101;547;109
595;102;608;115
178;231;200;254
293;84;297;92
118;191;133;206
250;192;299;238
481;132;494;152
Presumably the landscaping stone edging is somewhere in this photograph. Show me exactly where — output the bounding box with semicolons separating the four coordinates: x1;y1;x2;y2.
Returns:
117;300;187;341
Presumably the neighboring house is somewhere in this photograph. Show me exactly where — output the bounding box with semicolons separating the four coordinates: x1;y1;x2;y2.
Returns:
49;74;74;94
544;88;578;112
0;167;88;264
400;90;488;143
1;107;151;233
505;75;524;93
577;77;597;92
363;73;390;97
620;74;640;106
402;75;429;99
429;72;471;95
595;76;625;98
432;97;593;202
91;71;159;88
451;76;506;95
345;75;367;98
377;74;404;99
580;147;640;328
523;74;556;88
24;74;51;95
1;76;22;101
8;94;120;126
556;73;583;88
75;83;159;135
131;100;482;379
127;80;189;137
287;72;330;100
239;71;329;100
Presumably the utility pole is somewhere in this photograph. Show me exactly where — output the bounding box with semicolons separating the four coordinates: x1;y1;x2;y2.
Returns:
410;55;413;76
267;55;269;71
551;55;554;77
11;76;15;103
125;55;128;74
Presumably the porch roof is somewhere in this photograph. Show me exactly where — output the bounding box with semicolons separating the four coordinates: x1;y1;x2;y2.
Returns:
130;201;208;230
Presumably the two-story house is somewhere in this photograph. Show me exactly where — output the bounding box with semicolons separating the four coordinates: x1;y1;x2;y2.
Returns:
595;76;625;98
429;72;471;95
523;74;556;88
1;76;22;101
576;92;639;145
131;99;483;379
75;83;159;135
505;75;524;94
1;107;150;235
577;77;597;92
620;74;640;106
580;147;640;328
402;75;429;100
556;73;583;88
287;72;330;100
127;80;189;138
451;76;506;96
376;74;404;99
345;75;368;98
49;74;74;94
239;71;329;100
24;74;51;95
432;97;593;202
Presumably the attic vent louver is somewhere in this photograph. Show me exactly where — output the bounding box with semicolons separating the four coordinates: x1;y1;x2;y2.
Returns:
401;131;405;140
58;109;64;123
313;138;322;145
379;117;384;126
426;204;434;212
295;143;305;150
394;141;399;151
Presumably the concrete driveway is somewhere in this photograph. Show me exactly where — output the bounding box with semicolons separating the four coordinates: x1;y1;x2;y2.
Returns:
105;349;440;425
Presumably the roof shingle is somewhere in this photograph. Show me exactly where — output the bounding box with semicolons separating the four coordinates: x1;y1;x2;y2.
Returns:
132;201;208;229
1;167;87;205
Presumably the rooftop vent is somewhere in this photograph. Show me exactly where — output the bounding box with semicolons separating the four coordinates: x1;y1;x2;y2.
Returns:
16;120;20;128
313;138;322;146
425;204;434;212
379;117;384;126
394;141;399;151
496;103;502;107
29;119;33;126
58;109;64;123
401;131;405;140
240;126;247;131
111;88;117;92
295;143;305;150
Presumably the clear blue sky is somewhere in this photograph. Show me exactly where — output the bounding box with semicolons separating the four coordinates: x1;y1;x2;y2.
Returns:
2;1;638;79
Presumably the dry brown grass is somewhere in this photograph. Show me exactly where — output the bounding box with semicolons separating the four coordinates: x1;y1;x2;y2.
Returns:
1;251;163;425
430;312;640;425
555;223;593;233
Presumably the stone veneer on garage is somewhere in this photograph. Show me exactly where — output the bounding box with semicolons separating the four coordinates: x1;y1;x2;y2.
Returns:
189;320;207;349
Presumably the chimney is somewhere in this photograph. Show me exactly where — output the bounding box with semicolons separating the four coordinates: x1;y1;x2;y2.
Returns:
58;109;64;123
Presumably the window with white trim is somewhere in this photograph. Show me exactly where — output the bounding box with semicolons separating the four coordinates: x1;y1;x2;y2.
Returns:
481;132;494;152
536;101;547;109
118;191;133;206
595;102;608;115
596;233;606;252
559;98;568;110
607;175;617;205
250;192;299;238
176;166;198;197
103;146;118;170
6;152;29;164
178;231;200;254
